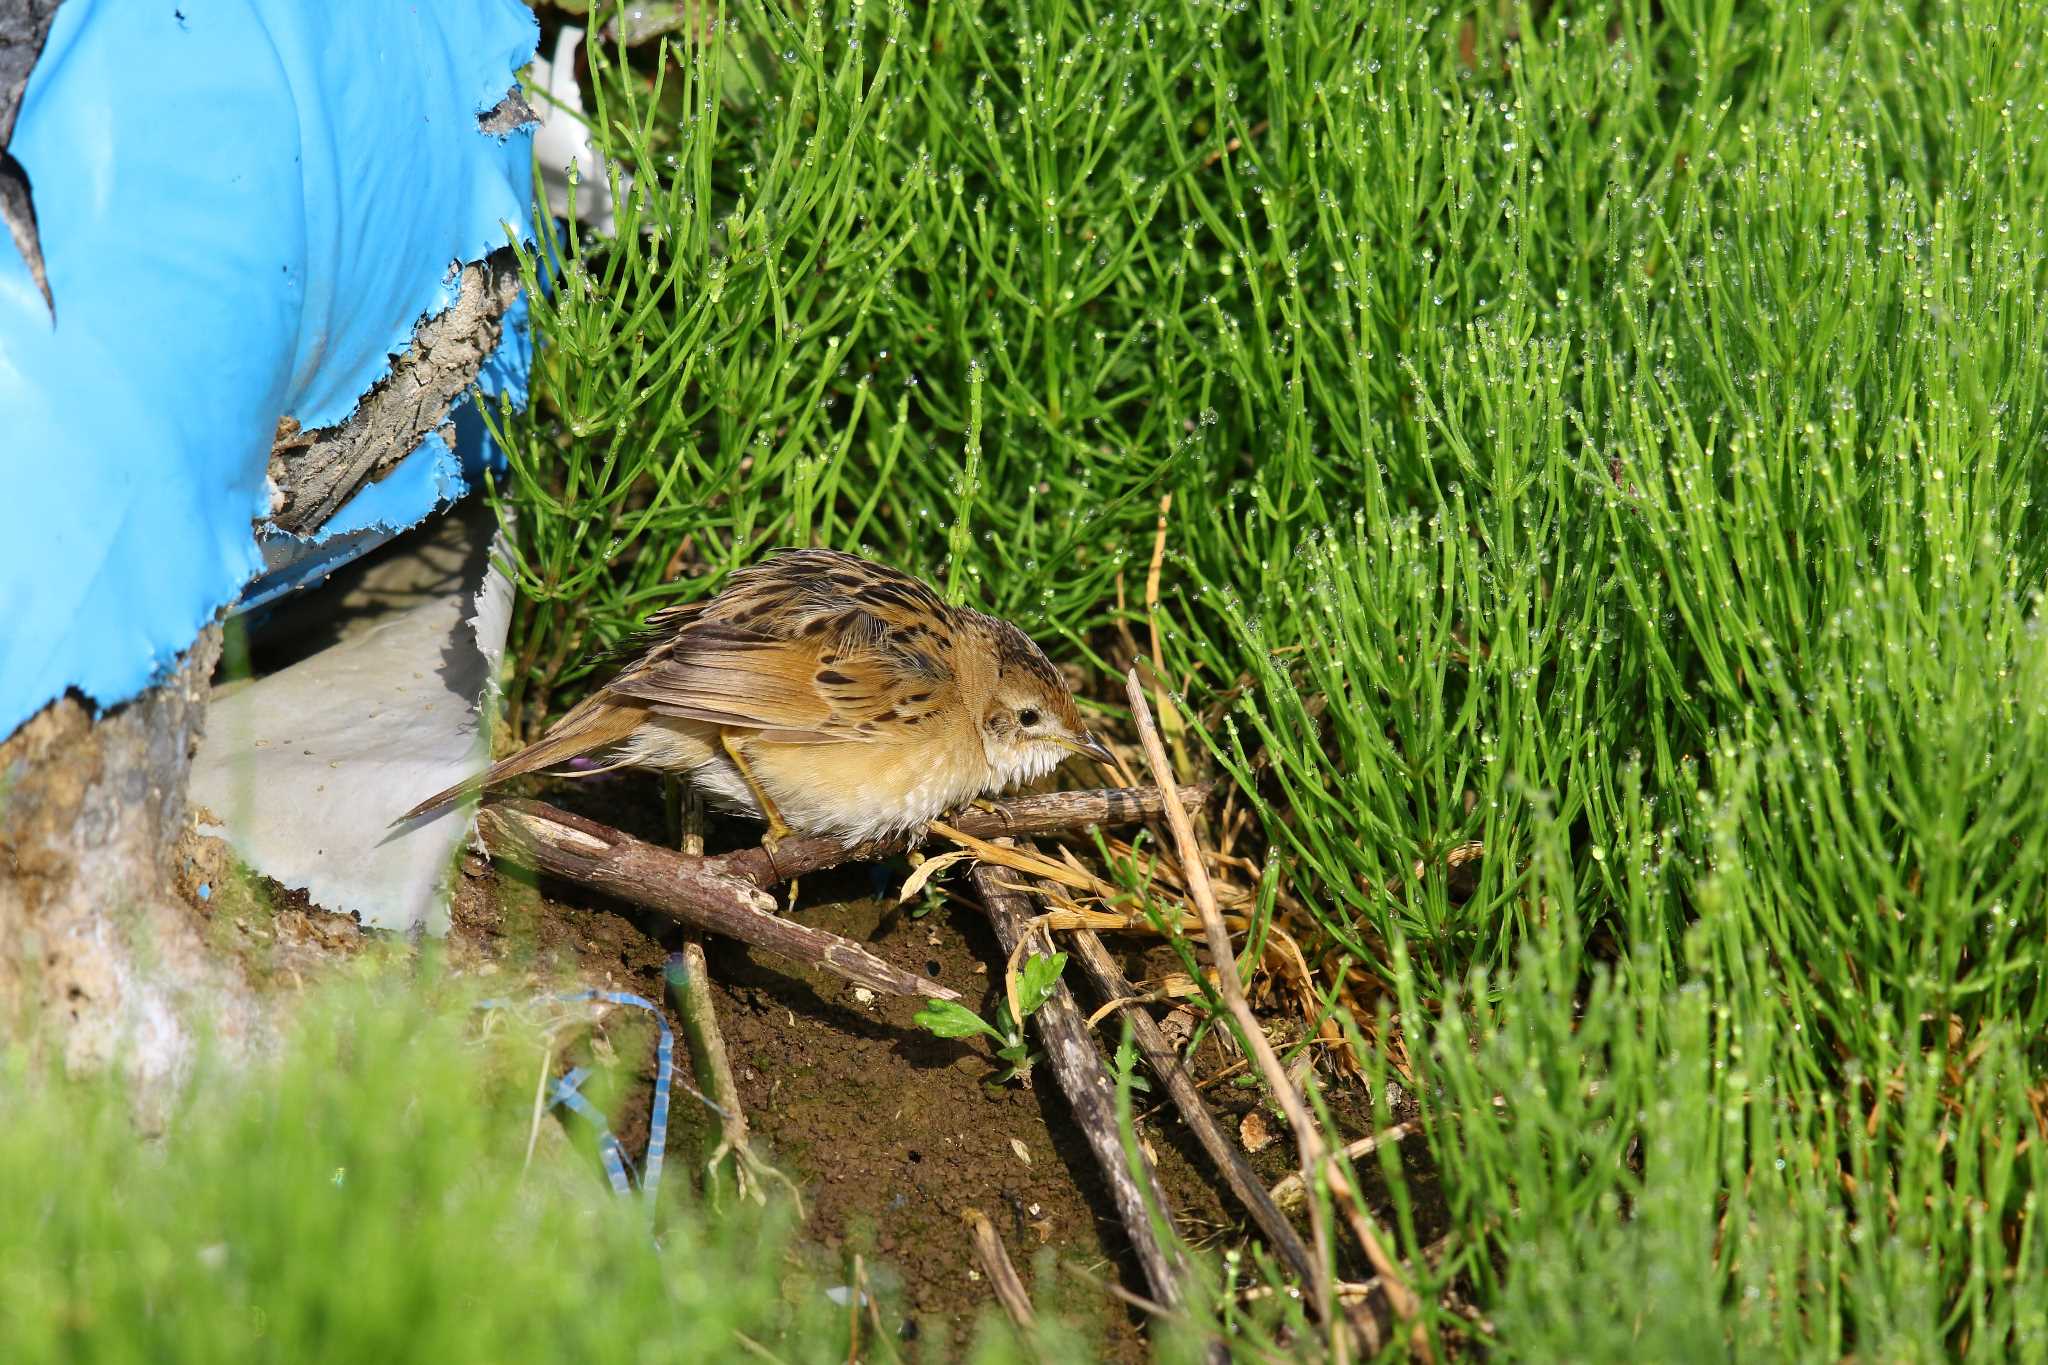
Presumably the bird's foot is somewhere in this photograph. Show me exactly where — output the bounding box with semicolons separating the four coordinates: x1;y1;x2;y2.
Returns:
758;818;798;905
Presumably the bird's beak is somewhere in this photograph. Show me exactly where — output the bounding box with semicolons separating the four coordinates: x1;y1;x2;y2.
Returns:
1060;732;1119;769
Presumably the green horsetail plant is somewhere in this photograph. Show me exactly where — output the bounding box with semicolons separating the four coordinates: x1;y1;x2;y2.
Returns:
501;0;2048;1355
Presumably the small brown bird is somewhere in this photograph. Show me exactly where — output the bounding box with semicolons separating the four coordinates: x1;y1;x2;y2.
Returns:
401;548;1114;842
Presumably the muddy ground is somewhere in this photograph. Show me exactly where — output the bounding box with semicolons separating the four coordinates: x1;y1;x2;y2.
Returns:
457;770;1288;1358
176;758;1432;1358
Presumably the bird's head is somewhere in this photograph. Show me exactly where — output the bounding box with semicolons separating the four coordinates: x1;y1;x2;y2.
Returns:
967;614;1116;792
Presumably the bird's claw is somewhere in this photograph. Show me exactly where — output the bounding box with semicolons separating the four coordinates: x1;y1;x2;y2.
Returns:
757;820;799;904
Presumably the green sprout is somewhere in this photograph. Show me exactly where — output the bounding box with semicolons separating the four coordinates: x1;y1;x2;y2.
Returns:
916;951;1068;1086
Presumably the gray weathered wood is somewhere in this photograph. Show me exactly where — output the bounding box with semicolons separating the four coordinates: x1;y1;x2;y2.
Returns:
1064;926;1321;1291
970;862;1192;1311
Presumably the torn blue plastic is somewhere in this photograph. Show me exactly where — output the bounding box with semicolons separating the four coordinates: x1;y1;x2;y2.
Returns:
0;0;538;740
236;287;533;615
228;434;466;620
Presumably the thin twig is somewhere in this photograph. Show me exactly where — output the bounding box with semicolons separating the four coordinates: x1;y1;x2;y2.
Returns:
1059;1261;1174;1320
666;945;806;1214
732;1331;789;1365
1064;927;1322;1291
1143;492;1190;771
1270;1123;1420;1210
1124;668;1428;1360
522;1042;555;1175
1084;991;1169;1029
962;1207;1038;1332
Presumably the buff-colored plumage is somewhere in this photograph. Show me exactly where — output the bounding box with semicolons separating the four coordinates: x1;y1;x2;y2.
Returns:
400;549;1112;842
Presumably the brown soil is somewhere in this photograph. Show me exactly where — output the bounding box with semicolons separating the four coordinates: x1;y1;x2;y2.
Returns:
441;769;1232;1357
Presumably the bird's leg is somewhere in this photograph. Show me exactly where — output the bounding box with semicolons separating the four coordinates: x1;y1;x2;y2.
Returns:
917;800;1001;854
719;729;793;847
720;729;798;904
681;787;706;858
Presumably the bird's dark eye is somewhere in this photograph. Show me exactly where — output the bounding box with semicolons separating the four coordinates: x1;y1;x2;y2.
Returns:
1017;707;1041;728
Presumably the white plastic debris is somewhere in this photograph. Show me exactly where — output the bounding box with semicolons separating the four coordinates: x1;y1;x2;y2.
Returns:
190;512;513;932
530;25;621;235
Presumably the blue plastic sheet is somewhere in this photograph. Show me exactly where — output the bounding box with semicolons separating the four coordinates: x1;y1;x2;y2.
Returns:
0;0;537;740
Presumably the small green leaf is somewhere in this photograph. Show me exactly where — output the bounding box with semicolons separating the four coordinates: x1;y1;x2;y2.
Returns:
915;1000;1002;1042
1112;1036;1152;1094
1015;952;1069;1018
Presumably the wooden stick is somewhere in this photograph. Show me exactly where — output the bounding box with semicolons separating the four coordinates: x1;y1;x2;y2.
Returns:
476;801;956;1001
665;946;804;1212
1121;670;1426;1359
970;862;1192;1311
1063;927;1320;1290
704;783;1214;889
961;1207;1038;1332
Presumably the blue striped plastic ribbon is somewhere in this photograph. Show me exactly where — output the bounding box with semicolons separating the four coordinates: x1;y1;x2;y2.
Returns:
482;990;673;1210
547;1065;633;1195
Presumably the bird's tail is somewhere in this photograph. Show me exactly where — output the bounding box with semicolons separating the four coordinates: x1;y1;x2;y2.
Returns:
394;696;644;824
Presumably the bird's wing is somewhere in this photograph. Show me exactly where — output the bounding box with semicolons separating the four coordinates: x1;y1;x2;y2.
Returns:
602;550;958;743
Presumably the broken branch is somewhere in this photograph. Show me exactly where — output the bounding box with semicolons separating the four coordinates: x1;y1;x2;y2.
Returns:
476;801;956;1002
